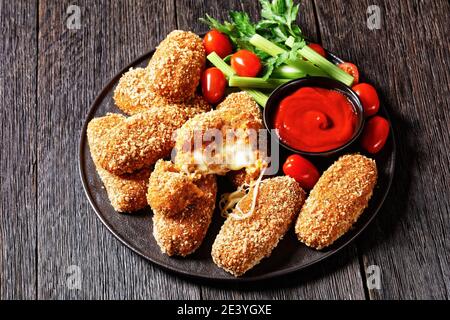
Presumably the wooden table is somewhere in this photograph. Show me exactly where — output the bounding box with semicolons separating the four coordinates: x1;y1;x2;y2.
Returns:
1;0;449;300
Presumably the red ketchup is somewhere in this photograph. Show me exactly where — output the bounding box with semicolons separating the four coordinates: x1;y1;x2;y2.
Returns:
274;87;357;153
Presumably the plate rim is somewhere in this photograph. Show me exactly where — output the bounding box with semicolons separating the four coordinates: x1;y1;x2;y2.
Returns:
78;47;397;282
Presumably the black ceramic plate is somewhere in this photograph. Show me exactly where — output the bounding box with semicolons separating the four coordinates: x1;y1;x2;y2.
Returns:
79;47;396;281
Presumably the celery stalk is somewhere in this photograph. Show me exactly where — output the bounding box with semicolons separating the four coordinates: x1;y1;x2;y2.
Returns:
206;52;269;107
253;33;354;85
249;34;286;56
297;46;354;86
286;59;327;77
250;34;327;77
207;52;235;78
229;76;290;89
285;36;296;48
244;89;269;107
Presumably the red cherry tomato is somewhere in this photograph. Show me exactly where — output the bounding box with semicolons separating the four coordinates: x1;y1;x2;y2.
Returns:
283;154;320;190
352;83;380;117
338;62;359;85
230;50;262;77
203;30;233;58
308;43;326;57
201;67;226;104
360;116;390;154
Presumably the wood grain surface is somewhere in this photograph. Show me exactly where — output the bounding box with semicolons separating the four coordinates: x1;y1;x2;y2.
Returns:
0;0;38;299
0;0;449;300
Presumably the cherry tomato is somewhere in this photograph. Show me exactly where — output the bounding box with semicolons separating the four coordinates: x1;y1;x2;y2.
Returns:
203;30;233;59
352;83;380;117
201;67;226;104
308;43;326;57
230;50;262;77
338;62;359;85
360;116;390;154
283;154;320;190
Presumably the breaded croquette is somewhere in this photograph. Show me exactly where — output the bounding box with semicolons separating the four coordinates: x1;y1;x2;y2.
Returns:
97;103;210;176
219;93;267;187
87;114;150;212
96;168;151;213
151;165;217;256
295;154;377;249
147;160;204;217
212;176;306;276
174;92;264;176
113;67;164;115
147;30;205;102
215;91;262;120
113;67;210;115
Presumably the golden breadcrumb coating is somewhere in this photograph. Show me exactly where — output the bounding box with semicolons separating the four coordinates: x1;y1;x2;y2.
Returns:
96;103;210;176
113;67;161;115
295;154;377;250
113;66;210;115
147;30;205;102
174;92;264;175
87;114;150;213
215;91;262;120
212;176;306;276
97;168;151;213
152;169;217;257
147;160;204;217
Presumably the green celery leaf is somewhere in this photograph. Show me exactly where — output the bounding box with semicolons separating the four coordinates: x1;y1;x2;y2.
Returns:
229;11;256;37
273;0;287;16
290;3;300;24
199;14;232;35
260;0;275;20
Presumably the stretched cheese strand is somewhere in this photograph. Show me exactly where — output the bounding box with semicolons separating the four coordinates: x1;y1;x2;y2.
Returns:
219;166;267;220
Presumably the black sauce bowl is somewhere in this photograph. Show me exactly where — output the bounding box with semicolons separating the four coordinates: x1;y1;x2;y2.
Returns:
264;77;365;157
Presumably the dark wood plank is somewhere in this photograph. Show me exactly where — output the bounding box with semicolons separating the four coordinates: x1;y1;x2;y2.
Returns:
198;246;365;300
176;0;366;300
36;0;200;299
0;0;38;299
315;0;450;299
176;0;320;42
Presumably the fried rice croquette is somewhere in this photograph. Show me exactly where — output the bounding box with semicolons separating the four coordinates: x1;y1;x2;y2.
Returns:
87;114;150;212
217;92;267;187
174;92;264;176
113;67;210;115
147;160;204;217
113;67;164;115
147;30;205;102
295;154;377;249
96;168;151;213
212;176;306;276
96;102;210;176
215;91;262;119
150;161;217;256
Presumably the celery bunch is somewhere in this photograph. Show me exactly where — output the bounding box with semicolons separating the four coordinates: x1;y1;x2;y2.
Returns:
200;0;354;86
